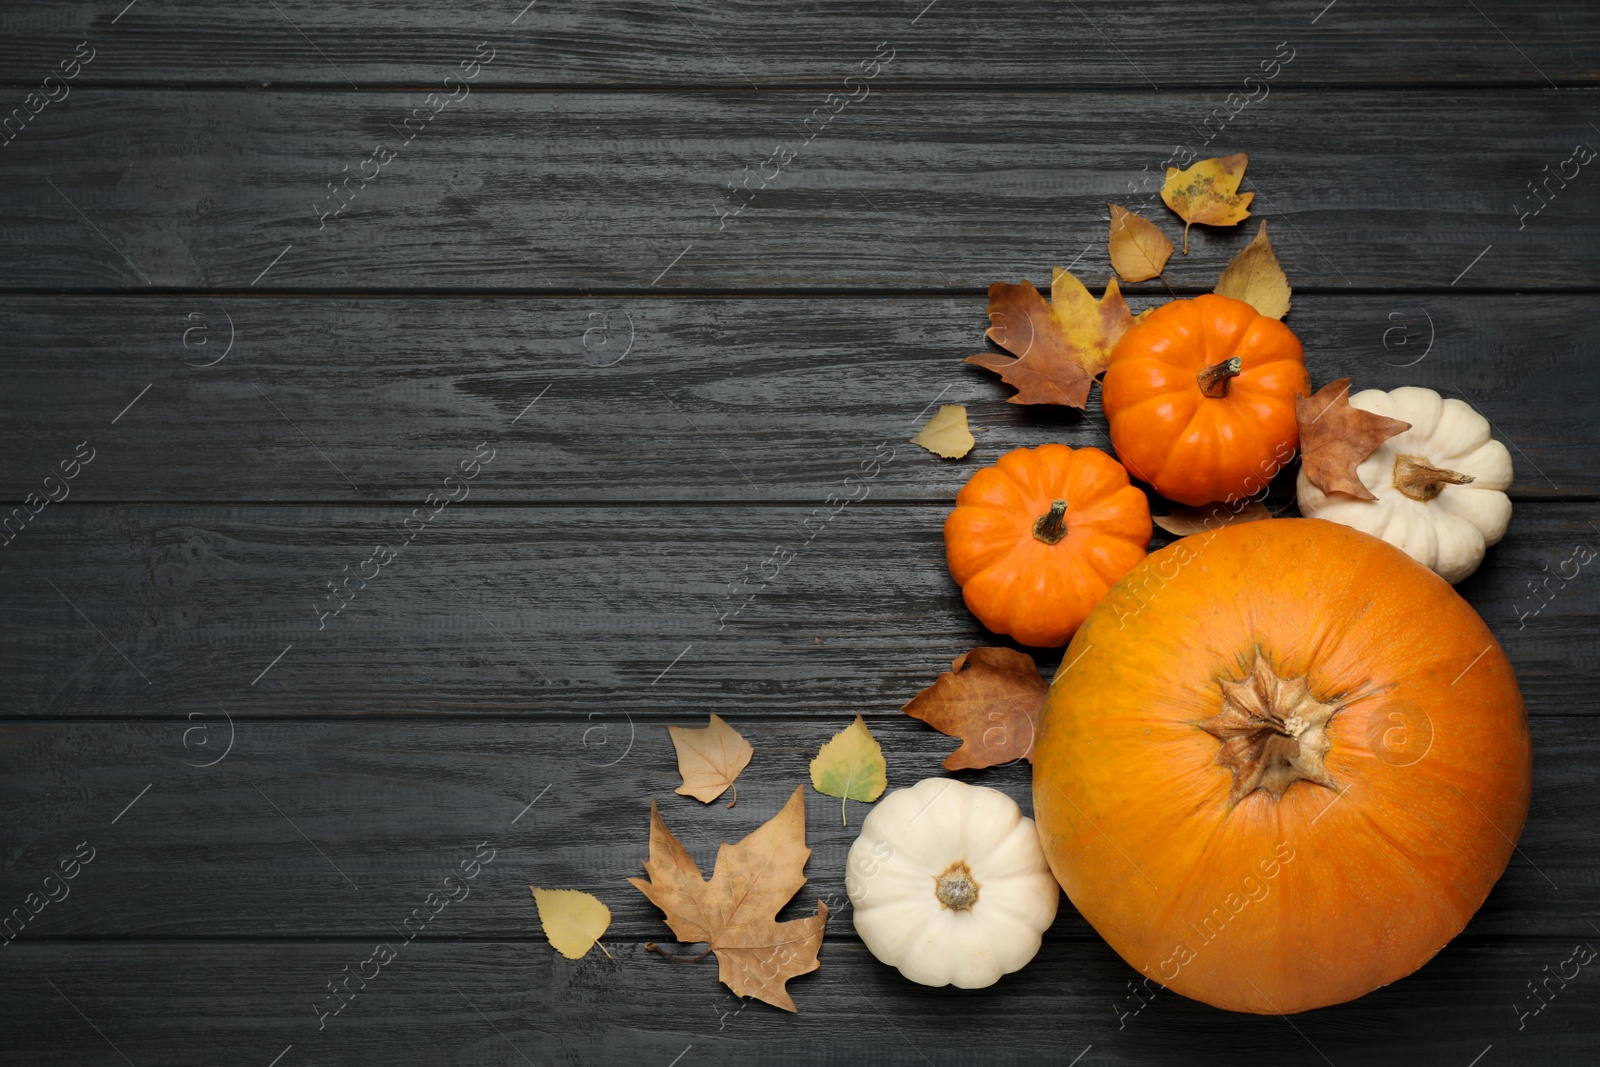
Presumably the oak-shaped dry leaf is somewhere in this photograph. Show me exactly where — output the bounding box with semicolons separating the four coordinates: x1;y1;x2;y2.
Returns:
1295;378;1412;501
1162;153;1254;253
1214;220;1290;320
965;269;1135;408
1153;499;1273;536
1107;203;1174;283
668;713;753;806
911;404;976;459
530;887;614;960
809;715;887;826
629;786;828;1012
901;646;1047;770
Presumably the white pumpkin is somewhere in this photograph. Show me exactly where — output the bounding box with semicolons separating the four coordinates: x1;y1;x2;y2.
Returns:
1297;386;1513;583
846;777;1058;988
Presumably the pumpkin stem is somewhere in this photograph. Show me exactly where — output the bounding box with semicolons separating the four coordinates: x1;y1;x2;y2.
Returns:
1033;500;1069;545
1392;454;1475;502
933;860;981;911
1196;357;1243;398
1198;651;1341;805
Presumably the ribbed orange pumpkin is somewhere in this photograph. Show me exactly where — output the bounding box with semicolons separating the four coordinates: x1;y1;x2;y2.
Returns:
1032;518;1531;1014
1102;293;1309;506
945;444;1151;648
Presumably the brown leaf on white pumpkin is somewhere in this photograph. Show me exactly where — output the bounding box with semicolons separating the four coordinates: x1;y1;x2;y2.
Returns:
629;786;828;1012
1154;499;1273;536
902;647;1047;770
1295;379;1411;501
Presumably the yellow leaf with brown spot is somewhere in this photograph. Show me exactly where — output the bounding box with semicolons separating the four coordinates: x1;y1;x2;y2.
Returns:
1161;153;1254;253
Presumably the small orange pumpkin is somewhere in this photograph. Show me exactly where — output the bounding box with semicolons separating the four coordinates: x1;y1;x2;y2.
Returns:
1102;293;1309;506
1032;518;1531;1014
945;444;1151;647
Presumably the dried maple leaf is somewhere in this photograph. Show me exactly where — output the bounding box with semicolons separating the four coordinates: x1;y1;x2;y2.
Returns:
809;715;886;826
902;647;1048;770
530;887;614;960
1162;153;1254;253
911;404;976;459
1295;379;1412;501
965;269;1135;407
1214;220;1290;320
629;786;828;1012
1154;499;1272;536
668;713;753;806
1107;203;1174;283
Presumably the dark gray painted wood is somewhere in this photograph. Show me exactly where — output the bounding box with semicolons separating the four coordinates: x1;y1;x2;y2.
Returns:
2;90;1597;290
0;0;1594;88
0;716;1590;942
0;293;1593;503
0;505;1592;720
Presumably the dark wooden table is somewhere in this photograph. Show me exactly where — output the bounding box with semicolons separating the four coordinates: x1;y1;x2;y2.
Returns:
1;2;1597;1063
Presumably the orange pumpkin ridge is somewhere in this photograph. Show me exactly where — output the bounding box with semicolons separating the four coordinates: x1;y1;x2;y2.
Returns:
945;444;1151;648
1103;293;1310;507
1032;518;1531;1014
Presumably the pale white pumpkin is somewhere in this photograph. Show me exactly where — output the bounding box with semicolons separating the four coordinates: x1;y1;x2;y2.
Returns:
846;777;1058;988
1297;386;1513;584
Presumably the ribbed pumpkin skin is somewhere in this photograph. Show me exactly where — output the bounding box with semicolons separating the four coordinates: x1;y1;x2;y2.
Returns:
1102;294;1309;506
945;444;1151;648
1032;519;1530;1014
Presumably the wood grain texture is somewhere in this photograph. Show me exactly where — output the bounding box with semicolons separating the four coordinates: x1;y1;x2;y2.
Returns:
0;505;1592;720
3;90;1598;290
1;938;1594;1065
0;293;1592;503
0;716;1590;942
0;0;1595;87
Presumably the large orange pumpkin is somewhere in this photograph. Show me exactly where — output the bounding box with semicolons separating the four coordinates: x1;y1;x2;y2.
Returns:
1032;518;1531;1014
945;444;1151;648
1102;293;1309;507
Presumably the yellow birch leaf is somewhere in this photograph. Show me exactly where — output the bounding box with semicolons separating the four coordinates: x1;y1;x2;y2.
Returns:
911;404;976;459
1161;153;1254;253
809;715;886;825
668;713;753;806
1107;203;1174;283
1214;220;1290;320
531;887;613;960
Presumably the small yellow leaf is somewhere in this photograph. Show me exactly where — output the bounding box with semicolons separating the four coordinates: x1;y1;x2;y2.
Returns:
809;714;887;825
911;405;975;459
668;713;753;805
531;887;613;960
1161;153;1254;253
1107;203;1174;283
1214;221;1290;320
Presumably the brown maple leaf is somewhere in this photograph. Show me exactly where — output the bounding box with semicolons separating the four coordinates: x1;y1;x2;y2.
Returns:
902;647;1048;770
629;786;827;1012
965;268;1135;408
1295;379;1411;501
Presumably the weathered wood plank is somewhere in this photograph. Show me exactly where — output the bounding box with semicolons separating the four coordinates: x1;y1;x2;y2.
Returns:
0;716;1589;942
0;0;1595;88
0;937;1594;1065
0;505;1592;720
0;293;1592;503
3;90;1598;290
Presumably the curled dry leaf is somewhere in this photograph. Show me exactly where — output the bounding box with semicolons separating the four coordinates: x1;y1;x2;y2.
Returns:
629;786;828;1012
668;713;753;806
911;404;976;459
809;715;887;826
1153;499;1273;536
1161;153;1254;253
530;887;614;960
1107;203;1174;284
1295;378;1412;501
1214;220;1290;320
965;269;1135;408
901;646;1048;770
